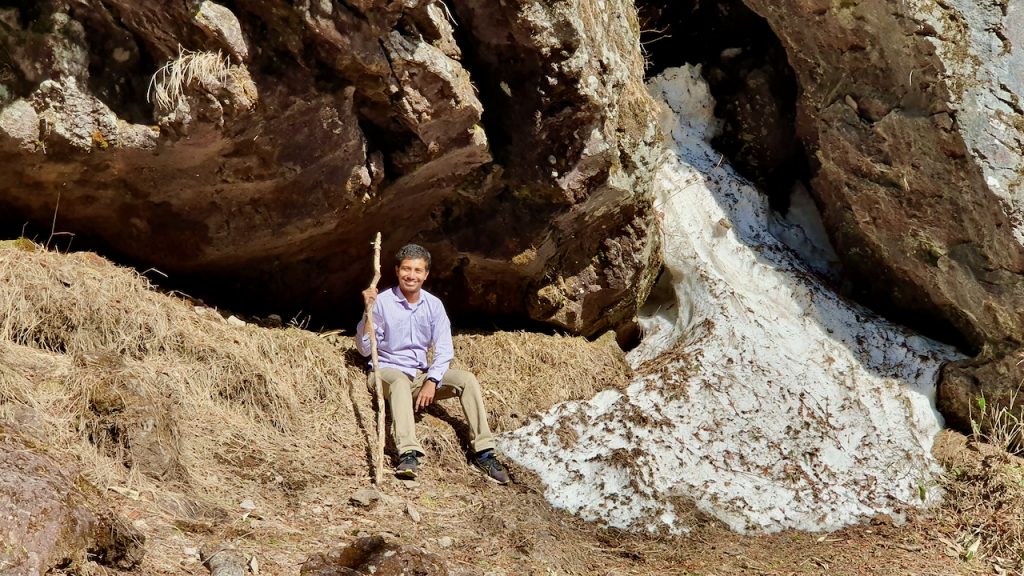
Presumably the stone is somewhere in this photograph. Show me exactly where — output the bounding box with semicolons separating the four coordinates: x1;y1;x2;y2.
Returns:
28;76;158;151
301;535;449;576
405;502;420;523
348;488;381;508
201;543;248;576
383;30;486;160
194;1;249;62
0;425;145;574
0;99;40;150
739;0;1024;429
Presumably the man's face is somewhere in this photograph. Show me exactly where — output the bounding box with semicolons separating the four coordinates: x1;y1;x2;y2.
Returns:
396;258;429;296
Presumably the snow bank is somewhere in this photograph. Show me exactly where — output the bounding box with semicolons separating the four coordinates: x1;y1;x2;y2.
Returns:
501;66;962;534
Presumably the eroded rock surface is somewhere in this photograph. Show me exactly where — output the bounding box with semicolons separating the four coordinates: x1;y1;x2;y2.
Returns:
0;423;145;574
0;0;660;336
739;0;1024;429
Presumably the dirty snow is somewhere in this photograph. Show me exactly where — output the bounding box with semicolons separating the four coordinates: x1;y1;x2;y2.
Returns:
501;66;962;534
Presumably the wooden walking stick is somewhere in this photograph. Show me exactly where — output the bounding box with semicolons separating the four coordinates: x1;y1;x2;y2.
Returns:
365;232;386;484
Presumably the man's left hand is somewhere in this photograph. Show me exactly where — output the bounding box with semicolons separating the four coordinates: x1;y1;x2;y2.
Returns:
415;384;436;411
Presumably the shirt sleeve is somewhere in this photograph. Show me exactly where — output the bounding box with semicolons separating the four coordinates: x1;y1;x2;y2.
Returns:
354;303;382;357
426;300;453;383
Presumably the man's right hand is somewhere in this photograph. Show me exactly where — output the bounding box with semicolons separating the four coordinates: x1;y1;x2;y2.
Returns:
362;287;378;308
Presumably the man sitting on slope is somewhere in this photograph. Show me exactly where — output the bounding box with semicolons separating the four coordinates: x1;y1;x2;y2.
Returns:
356;243;510;484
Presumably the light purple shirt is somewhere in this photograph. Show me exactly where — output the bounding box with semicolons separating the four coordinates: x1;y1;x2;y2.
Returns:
355;286;453;385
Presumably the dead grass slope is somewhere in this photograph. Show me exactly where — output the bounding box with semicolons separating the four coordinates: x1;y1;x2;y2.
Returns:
2;242;1021;575
0;242;632;574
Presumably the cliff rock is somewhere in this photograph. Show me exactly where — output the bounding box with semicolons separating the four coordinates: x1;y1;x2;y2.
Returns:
0;0;660;336
739;0;1024;428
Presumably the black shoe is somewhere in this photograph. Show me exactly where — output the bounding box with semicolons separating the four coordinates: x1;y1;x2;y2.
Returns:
395;451;419;479
472;450;510;485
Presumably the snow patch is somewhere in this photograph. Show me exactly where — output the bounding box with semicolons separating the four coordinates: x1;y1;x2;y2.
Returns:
501;65;962;534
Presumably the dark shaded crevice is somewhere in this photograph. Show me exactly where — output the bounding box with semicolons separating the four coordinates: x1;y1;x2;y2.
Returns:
636;0;808;214
0;2;51;100
439;2;515;170
69;4;158;125
440;0;586;215
0;212;316;330
441;0;566;191
4;0;47;30
228;0;333;82
353;36;429;178
0;47;30;101
232;1;429;184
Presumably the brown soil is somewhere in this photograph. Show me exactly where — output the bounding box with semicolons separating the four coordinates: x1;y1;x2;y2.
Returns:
107;436;999;576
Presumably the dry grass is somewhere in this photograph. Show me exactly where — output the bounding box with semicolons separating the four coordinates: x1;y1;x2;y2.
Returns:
934;429;1024;573
0;242;1019;576
0;243;368;514
147;48;256;113
454;330;629;433
968;383;1024;456
0;242;638;574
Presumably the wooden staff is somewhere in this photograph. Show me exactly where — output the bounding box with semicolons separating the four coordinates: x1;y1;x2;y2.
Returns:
366;232;385;484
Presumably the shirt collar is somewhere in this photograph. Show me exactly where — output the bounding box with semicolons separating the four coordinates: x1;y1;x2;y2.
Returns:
392;286;422;308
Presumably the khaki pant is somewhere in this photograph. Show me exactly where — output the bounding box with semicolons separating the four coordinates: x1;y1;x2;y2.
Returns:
370;367;496;457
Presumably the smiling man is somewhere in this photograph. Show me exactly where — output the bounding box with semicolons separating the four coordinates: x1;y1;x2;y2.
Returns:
356;244;509;484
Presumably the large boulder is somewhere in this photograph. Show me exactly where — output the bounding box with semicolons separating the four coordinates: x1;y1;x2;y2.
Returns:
0;422;145;574
0;0;660;337
739;0;1024;429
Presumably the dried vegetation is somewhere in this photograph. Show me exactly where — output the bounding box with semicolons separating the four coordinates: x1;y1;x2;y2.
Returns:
0;242;637;574
934;429;1024;573
0;241;1021;575
147;48;257;114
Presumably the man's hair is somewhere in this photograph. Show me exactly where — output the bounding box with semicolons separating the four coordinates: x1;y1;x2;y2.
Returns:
395;243;431;270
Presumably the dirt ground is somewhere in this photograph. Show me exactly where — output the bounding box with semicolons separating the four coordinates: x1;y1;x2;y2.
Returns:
108;427;1007;576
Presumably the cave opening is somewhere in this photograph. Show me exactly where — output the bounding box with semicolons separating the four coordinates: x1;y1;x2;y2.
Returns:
635;0;808;216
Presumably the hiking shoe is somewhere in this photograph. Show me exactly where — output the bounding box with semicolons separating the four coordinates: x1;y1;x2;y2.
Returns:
395;451;419;479
472;450;510;485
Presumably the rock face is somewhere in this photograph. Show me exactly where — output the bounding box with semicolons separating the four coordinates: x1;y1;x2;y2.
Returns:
0;424;145;574
737;0;1024;429
0;0;661;336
